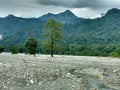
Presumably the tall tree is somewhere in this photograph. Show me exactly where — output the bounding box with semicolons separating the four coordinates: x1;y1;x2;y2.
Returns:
42;19;62;57
25;37;38;56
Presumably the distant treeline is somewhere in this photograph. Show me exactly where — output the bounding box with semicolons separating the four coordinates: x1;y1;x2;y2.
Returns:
1;44;120;58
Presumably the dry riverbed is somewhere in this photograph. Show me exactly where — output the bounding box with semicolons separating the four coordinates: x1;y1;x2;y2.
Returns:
0;53;120;90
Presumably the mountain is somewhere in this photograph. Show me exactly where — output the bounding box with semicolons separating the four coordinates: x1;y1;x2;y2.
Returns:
0;14;41;37
0;8;120;51
38;10;84;24
63;8;120;45
105;8;120;16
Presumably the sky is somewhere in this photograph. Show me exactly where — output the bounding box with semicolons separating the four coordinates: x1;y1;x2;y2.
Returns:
0;0;120;18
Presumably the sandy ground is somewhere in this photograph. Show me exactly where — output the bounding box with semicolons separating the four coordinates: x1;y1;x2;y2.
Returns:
0;53;120;90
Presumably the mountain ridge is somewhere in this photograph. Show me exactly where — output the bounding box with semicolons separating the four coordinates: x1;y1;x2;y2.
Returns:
38;10;83;24
1;10;82;24
0;8;120;51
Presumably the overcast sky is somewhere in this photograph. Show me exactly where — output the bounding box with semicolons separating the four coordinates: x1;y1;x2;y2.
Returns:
0;0;120;18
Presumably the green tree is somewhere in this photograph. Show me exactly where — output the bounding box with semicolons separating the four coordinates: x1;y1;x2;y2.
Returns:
25;37;38;56
110;48;120;57
0;46;4;53
11;46;18;54
42;19;62;57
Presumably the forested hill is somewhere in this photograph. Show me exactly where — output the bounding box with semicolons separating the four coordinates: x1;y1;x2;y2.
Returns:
64;8;120;45
38;10;84;24
0;8;120;53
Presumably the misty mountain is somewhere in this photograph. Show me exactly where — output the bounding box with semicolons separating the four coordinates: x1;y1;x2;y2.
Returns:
0;8;120;50
63;8;120;45
38;10;84;24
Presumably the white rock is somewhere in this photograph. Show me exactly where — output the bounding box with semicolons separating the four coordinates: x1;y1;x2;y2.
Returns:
30;79;34;84
113;69;118;73
66;73;71;78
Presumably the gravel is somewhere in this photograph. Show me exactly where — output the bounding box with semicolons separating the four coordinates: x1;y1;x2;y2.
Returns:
0;53;120;90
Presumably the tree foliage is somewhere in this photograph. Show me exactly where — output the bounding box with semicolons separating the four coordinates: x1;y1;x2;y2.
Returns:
110;48;120;57
0;46;4;53
42;19;62;57
10;45;18;54
25;37;38;56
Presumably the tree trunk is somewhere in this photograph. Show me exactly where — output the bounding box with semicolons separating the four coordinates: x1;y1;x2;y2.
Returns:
51;40;54;58
34;53;36;57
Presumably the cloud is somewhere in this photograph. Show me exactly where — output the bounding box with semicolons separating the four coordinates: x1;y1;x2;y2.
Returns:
37;0;120;9
0;0;120;18
0;0;67;18
71;8;108;19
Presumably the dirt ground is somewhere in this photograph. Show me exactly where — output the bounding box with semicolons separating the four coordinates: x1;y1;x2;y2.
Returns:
0;53;120;90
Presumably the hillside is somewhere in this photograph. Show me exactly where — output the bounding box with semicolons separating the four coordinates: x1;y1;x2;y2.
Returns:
0;8;120;54
38;10;83;24
63;8;120;45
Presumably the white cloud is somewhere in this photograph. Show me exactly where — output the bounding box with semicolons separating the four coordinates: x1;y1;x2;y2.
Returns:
0;0;120;18
71;8;108;18
37;0;120;8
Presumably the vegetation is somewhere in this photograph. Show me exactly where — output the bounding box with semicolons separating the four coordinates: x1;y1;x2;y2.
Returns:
25;37;38;56
0;8;120;57
0;46;4;53
110;48;120;57
10;46;18;54
42;19;62;57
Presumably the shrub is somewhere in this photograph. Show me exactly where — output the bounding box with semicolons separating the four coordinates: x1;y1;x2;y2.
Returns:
11;46;18;54
0;46;4;53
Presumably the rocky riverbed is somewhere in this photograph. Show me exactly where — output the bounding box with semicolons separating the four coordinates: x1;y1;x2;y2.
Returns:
0;53;120;90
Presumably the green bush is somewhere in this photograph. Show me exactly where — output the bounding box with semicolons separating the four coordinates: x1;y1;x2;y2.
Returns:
11;46;18;54
0;46;4;53
110;48;120;58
